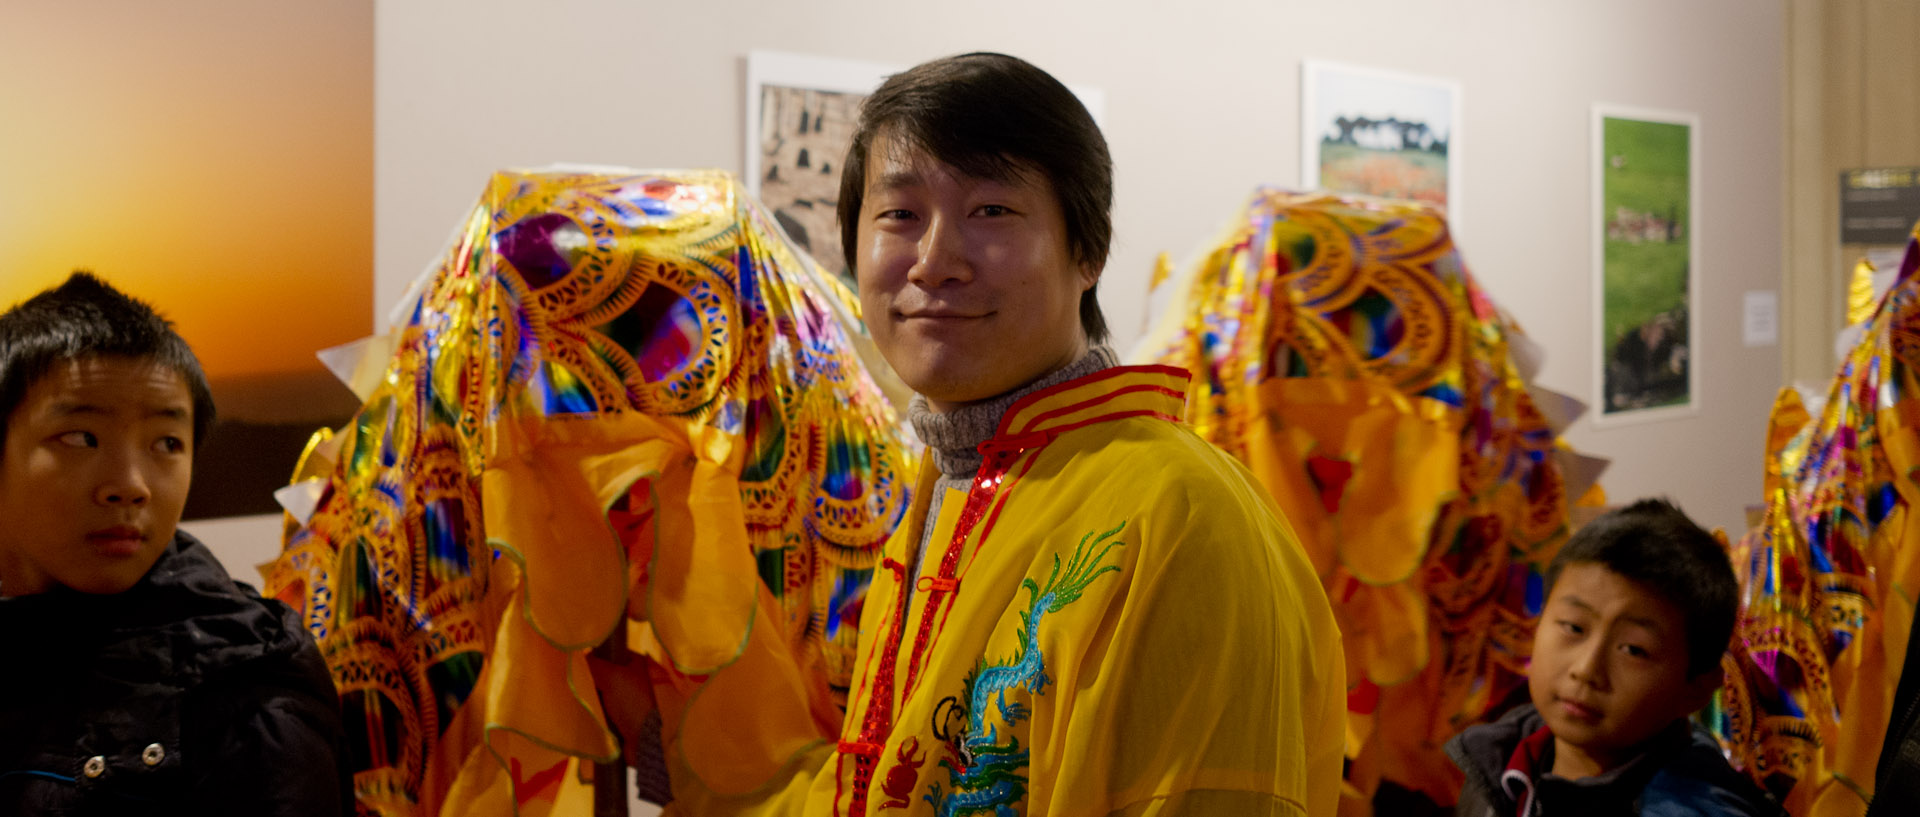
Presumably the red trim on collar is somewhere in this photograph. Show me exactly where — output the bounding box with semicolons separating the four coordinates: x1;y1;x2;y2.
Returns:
1009;384;1186;434
995;364;1191;436
837;364;1191;816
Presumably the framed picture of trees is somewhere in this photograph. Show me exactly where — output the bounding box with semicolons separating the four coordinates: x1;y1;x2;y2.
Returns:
1301;60;1462;227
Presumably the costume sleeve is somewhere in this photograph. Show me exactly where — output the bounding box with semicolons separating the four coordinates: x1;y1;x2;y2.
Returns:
184;651;354;817
1043;448;1347;816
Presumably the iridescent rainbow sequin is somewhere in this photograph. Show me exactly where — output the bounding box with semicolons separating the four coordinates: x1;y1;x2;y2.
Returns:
266;169;913;815
1145;189;1575;804
1714;227;1920;815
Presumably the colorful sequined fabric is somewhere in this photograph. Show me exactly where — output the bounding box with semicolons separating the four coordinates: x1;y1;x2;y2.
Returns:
263;169;913;816
1715;227;1920;816
1143;189;1573;804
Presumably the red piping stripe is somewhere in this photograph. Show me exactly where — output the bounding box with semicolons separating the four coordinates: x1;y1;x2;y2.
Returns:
835;369;1190;815
1009;383;1185;434
995;365;1191;435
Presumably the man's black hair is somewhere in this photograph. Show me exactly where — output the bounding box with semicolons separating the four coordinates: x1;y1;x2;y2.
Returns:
0;271;216;454
1545;497;1738;678
837;51;1113;343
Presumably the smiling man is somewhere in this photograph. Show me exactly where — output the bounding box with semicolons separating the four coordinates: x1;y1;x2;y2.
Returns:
0;273;351;816
665;52;1345;817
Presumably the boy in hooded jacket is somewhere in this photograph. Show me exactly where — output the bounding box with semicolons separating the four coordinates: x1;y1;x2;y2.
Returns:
1446;498;1783;816
0;272;351;815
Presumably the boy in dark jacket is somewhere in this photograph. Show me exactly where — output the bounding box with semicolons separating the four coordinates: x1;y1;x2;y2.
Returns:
0;272;351;815
1445;498;1783;816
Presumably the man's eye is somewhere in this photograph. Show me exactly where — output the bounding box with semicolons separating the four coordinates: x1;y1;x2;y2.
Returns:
877;208;915;221
1559;621;1584;636
1622;644;1650;659
58;431;98;448
155;436;186;454
976;204;1012;217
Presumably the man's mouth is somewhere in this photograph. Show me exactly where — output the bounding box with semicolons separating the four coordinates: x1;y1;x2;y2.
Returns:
1555;695;1602;722
899;309;988;320
87;525;147;557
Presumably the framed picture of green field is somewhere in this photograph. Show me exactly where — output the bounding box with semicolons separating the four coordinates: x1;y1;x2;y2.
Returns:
1300;60;1461;225
1592;106;1699;423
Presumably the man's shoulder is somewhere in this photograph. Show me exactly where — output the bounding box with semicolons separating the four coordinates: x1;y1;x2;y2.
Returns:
1640;728;1785;817
1;533;285;661
1055;420;1274;538
1447;702;1541;777
139;532;324;682
139;533;271;626
1039;415;1333;611
1056;412;1250;490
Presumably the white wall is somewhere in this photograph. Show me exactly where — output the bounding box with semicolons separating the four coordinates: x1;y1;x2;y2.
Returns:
376;0;1785;533
180;514;285;585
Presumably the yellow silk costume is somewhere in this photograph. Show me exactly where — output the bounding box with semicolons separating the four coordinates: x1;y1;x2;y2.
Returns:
664;365;1347;816
1713;226;1920;816
264;169;912;816
1142;190;1581;806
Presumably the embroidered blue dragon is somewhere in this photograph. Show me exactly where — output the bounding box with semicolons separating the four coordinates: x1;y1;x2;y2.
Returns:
923;522;1126;817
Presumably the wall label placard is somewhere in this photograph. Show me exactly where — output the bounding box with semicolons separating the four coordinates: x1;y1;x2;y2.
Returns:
1840;167;1920;245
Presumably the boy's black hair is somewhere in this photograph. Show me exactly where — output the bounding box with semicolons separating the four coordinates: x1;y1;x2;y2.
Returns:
1546;497;1737;678
0;271;216;454
837;51;1113;344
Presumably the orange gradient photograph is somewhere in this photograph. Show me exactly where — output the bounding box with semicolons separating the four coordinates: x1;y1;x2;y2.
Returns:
1;0;372;518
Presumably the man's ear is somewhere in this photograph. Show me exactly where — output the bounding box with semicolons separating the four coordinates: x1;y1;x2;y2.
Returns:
1078;262;1101;291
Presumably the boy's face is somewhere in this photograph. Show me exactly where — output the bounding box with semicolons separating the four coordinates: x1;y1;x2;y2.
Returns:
1528;562;1720;775
0;356;193;596
854;136;1097;411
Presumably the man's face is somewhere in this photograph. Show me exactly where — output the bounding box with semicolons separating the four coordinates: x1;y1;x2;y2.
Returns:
1527;563;1719;775
853;136;1095;411
0;356;193;595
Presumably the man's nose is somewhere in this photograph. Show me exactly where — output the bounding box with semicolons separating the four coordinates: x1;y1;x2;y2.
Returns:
96;452;152;507
1567;640;1608;687
907;212;972;286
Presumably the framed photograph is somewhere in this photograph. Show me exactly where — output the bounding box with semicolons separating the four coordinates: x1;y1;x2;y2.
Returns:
1591;106;1699;424
1300;60;1462;224
746;51;1108;287
746;51;896;286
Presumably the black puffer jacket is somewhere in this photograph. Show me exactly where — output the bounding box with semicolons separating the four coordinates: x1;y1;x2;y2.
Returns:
0;531;352;816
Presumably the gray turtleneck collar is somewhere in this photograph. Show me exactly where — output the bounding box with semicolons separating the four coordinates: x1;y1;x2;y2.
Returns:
900;345;1119;581
907;346;1120;482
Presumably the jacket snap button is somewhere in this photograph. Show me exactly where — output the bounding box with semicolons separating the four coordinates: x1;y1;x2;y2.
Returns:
82;755;106;778
142;743;165;766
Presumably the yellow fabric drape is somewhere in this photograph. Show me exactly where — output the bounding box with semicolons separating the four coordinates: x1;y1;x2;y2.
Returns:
1715;225;1920;816
1141;190;1583;806
266;169;913;816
